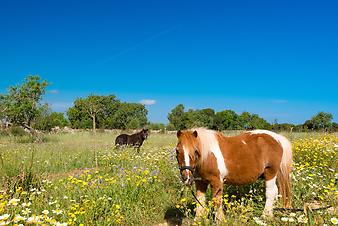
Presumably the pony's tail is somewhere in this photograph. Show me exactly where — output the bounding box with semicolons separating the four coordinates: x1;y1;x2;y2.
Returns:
276;136;293;207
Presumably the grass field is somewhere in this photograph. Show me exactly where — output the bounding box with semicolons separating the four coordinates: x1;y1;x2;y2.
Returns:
0;131;337;225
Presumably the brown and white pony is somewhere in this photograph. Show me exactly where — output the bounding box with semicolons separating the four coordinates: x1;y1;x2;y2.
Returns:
175;128;292;222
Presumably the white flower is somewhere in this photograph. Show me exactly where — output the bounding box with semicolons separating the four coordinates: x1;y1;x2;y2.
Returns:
26;215;41;224
21;208;31;215
331;217;338;225
13;215;26;222
42;210;49;215
21;202;32;208
253;217;267;226
7;198;20;206
0;221;11;225
55;223;68;226
52;209;63;215
297;214;308;224
48;200;58;205
281;217;289;222
0;214;10;221
290;212;296;217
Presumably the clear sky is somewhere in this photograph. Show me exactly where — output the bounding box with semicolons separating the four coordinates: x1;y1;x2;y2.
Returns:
1;0;337;124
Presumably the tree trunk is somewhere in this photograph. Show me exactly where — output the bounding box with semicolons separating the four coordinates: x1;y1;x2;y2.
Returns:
22;122;42;142
92;115;96;133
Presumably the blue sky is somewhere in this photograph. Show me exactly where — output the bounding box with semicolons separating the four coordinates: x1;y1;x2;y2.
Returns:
1;0;337;124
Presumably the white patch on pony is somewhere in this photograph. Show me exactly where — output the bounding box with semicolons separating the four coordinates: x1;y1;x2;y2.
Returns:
192;128;228;181
241;140;247;145
182;145;191;178
248;130;293;174
263;176;278;216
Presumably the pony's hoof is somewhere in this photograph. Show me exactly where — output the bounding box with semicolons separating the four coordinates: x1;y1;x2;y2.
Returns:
261;211;274;219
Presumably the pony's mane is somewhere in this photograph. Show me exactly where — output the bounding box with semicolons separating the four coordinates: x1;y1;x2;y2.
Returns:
189;128;221;163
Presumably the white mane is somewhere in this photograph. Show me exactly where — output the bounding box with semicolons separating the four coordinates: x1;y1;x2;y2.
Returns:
191;128;227;181
191;128;219;163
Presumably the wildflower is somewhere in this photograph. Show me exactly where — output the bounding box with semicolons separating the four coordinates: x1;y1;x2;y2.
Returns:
297;214;308;224
21;202;31;208
7;198;20;206
49;201;57;205
0;214;10;221
288;218;295;222
281;217;289;222
13;215;26;222
21;208;31;215
52;209;63;215
331;217;338;225
42;210;49;215
0;221;10;225
253;217;267;226
26;215;41;224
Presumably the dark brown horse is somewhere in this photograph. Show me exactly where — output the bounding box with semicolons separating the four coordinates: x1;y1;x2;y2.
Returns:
175;128;292;223
115;128;149;152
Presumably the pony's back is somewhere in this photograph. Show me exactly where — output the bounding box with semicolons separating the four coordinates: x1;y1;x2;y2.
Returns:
115;134;129;146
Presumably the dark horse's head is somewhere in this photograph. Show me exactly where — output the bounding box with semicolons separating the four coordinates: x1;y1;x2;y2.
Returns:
140;128;149;140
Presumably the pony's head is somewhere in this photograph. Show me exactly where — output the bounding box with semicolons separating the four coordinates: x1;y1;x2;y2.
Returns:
175;130;201;186
141;128;149;139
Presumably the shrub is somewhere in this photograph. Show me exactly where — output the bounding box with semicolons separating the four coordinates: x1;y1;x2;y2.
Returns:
9;126;28;136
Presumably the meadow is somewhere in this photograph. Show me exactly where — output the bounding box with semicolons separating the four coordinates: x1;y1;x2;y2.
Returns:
0;131;337;225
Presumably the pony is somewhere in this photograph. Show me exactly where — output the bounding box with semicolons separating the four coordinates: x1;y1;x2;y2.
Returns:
115;128;149;152
175;128;292;223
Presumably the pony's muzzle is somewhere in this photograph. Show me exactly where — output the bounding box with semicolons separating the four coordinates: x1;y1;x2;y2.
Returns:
181;170;194;186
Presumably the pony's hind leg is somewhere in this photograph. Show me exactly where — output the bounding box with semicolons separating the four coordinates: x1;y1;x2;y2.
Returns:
263;172;278;217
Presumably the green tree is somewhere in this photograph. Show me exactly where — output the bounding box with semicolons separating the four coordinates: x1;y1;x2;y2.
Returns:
185;108;215;129
0;95;7;127
112;103;147;129
239;112;252;130
305;112;333;131
67;96;147;130
148;123;165;131
67;95;120;131
168;104;186;130
35;105;69;131
2;75;48;134
214;110;240;130
239;112;271;130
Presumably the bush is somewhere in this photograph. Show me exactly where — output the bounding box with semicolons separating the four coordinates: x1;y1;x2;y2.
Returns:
0;129;9;136
9;126;28;136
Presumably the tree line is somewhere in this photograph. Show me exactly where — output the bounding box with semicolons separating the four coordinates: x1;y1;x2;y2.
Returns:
166;104;337;132
0;75;337;134
0;76;147;134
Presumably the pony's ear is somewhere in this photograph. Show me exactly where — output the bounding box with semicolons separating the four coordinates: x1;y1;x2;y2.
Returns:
177;130;182;138
193;130;198;138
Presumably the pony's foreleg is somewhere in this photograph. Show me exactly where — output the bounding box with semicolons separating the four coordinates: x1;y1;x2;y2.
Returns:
194;181;208;220
263;176;278;217
211;180;225;224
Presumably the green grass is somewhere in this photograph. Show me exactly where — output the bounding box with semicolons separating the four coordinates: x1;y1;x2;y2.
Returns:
0;131;337;225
